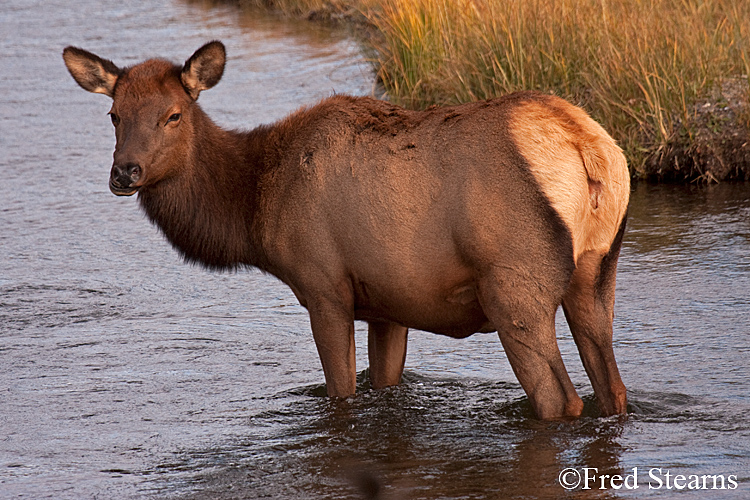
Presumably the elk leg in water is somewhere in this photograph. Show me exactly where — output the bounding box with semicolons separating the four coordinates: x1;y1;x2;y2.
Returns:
563;248;627;416
308;299;357;397
368;320;408;389
478;273;583;420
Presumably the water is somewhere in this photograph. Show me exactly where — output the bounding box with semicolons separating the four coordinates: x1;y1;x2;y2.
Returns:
1;1;749;498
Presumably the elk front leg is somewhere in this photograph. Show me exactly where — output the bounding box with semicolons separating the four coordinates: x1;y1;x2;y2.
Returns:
308;300;357;397
368;320;408;389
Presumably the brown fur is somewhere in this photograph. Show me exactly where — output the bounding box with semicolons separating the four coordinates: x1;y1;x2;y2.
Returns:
63;42;630;420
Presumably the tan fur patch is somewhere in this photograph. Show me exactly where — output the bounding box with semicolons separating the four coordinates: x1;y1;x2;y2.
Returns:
508;96;630;263
181;71;200;95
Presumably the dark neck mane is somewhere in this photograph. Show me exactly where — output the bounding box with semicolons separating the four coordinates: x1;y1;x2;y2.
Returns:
137;109;271;271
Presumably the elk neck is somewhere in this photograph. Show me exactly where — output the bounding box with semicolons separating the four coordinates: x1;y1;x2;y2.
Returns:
137;107;272;272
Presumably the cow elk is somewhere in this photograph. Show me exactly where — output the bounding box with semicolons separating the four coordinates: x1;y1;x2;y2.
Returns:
63;41;630;420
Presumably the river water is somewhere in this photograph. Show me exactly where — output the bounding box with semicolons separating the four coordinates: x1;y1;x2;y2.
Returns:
1;1;749;498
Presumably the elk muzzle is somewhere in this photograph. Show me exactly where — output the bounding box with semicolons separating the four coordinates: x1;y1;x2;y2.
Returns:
109;162;142;196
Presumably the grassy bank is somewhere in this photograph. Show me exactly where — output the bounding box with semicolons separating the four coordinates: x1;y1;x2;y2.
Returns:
236;0;750;181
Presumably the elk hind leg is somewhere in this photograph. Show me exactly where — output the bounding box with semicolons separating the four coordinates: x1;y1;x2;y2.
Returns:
478;274;583;420
562;249;627;416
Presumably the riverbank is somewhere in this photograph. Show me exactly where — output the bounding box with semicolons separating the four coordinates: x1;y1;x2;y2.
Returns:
233;0;750;182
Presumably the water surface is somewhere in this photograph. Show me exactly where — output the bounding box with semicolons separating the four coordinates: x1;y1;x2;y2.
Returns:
1;1;749;498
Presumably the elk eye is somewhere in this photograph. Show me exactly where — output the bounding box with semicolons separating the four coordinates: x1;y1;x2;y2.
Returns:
166;113;181;125
109;113;120;126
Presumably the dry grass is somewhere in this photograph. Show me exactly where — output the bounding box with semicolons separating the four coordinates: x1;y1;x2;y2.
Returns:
364;0;750;177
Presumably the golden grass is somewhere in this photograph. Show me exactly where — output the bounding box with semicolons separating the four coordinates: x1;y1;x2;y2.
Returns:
364;0;750;176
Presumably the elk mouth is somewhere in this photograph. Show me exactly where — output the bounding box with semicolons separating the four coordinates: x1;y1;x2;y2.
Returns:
109;178;138;196
109;163;142;196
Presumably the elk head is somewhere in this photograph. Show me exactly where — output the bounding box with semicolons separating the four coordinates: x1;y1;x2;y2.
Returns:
63;41;226;196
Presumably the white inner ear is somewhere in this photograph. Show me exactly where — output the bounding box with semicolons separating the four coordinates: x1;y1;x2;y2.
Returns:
94;71;118;95
181;68;200;93
181;61;209;98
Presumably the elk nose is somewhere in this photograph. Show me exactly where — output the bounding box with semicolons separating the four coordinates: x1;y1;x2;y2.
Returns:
110;162;142;187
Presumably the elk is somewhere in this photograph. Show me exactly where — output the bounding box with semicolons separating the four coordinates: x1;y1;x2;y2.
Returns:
63;41;630;420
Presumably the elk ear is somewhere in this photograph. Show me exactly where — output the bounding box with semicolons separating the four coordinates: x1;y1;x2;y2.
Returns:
63;47;121;97
181;41;226;100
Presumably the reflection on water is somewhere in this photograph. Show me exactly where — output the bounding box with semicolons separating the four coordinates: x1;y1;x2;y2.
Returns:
163;377;629;500
1;0;750;498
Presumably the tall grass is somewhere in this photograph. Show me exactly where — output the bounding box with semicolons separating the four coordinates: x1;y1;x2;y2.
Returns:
364;0;750;176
